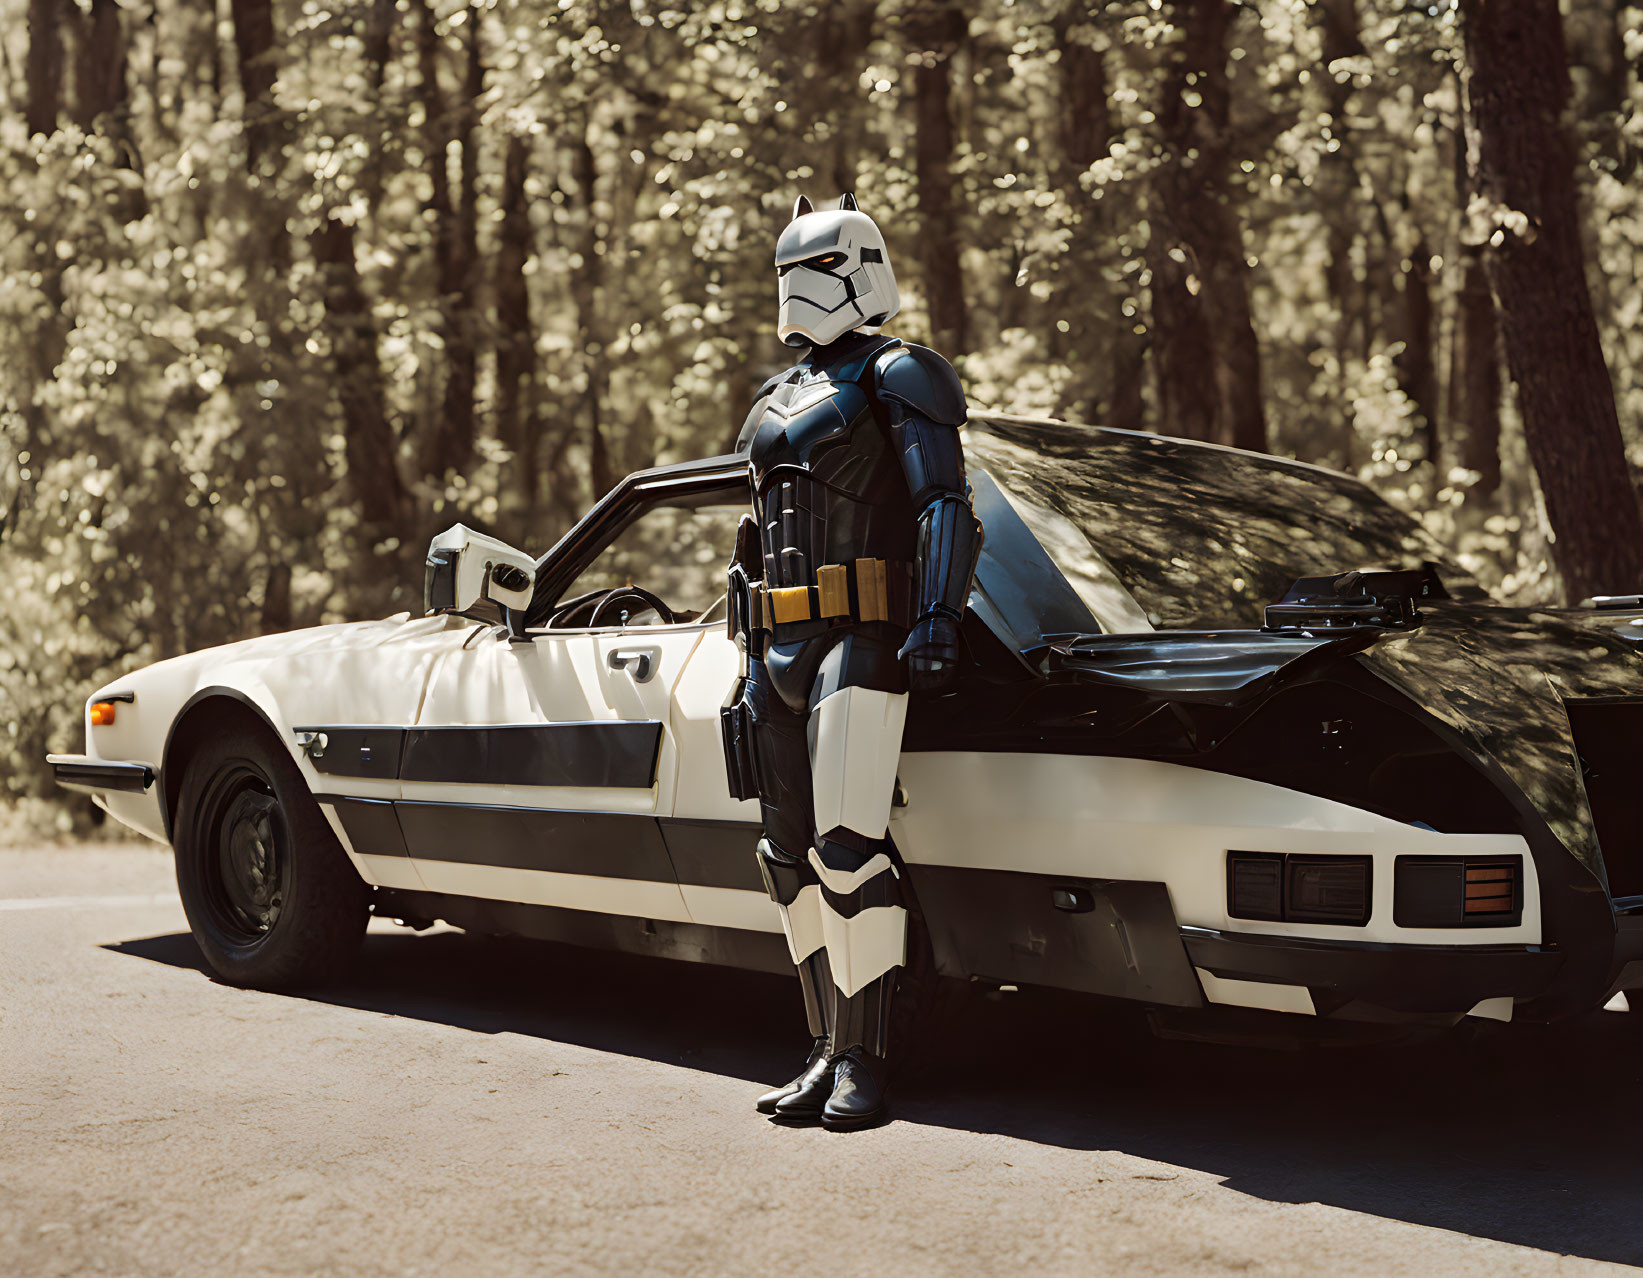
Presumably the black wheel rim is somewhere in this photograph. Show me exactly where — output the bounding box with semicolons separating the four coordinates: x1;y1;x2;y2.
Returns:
199;764;290;945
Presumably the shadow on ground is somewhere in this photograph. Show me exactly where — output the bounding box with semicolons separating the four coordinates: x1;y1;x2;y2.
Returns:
108;927;1643;1266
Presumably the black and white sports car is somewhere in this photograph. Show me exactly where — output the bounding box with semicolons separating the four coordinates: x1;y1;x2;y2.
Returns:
50;417;1643;1036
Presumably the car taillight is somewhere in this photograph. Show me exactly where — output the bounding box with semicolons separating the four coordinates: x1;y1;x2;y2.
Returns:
1227;852;1283;921
1286;856;1373;925
1227;852;1371;926
1394;856;1522;928
1464;861;1518;917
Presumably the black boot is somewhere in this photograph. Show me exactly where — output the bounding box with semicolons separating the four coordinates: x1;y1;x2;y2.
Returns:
755;1035;829;1115
763;952;833;1121
769;1043;837;1125
821;1048;888;1131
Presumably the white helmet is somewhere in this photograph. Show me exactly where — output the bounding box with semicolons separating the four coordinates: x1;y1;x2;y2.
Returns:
775;193;901;348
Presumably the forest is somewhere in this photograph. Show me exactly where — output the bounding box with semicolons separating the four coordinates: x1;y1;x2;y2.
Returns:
3;0;1642;828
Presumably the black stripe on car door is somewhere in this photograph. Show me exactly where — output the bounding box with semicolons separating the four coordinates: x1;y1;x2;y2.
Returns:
393;800;676;880
657;817;765;892
318;793;765;893
297;721;663;789
318;795;411;856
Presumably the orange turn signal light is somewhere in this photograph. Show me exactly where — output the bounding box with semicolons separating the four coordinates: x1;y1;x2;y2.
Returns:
89;701;117;726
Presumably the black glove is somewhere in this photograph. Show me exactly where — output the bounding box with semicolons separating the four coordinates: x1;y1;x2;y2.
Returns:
898;612;963;694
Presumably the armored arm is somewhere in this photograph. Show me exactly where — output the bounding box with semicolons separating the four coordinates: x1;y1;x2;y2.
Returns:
876;344;983;693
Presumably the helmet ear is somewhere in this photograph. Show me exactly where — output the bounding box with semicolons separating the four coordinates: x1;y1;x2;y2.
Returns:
838;192;858;211
791;195;814;220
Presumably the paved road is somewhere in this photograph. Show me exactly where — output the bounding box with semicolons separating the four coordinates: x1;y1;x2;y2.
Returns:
3;843;1639;1276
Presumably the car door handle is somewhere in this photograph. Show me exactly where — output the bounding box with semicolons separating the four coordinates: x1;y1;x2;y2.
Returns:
608;646;660;683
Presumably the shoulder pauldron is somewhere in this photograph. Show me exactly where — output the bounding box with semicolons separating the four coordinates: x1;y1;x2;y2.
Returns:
872;342;967;427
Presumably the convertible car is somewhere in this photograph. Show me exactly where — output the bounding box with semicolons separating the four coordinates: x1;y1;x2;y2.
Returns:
49;416;1643;1039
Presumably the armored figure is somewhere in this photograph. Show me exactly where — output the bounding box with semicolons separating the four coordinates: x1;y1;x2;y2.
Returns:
720;194;983;1130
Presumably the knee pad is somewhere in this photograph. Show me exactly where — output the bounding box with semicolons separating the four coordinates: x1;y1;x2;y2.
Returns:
759;838;826;964
755;837;808;906
809;834;897;897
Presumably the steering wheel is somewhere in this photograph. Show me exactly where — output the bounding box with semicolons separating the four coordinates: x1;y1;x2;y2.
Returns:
587;585;679;628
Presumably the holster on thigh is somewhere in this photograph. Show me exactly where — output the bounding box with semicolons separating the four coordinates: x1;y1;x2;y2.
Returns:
719;677;761;803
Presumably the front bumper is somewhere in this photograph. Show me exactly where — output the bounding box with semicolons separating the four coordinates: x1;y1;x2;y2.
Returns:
1182;925;1565;1015
47;754;155;796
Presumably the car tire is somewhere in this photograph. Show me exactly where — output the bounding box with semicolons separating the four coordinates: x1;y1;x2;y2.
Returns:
173;723;369;990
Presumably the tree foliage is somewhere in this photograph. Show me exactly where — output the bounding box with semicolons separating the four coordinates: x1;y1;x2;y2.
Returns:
4;0;1642;827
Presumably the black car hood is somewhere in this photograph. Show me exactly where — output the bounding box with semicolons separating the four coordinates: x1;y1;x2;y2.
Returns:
1355;603;1643;877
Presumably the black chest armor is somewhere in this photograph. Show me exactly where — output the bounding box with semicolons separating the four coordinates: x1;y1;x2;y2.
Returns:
747;334;916;589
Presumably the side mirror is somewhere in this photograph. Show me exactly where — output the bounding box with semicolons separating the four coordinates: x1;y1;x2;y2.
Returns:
424;524;536;616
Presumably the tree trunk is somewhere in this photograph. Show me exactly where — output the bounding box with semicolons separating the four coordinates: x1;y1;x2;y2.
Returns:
1315;0;1367;365
24;0;66;382
260;562;292;633
26;0;63;136
570;125;616;499
72;0;127;129
1107;328;1147;433
905;1;968;355
811;1;875;193
1053;7;1110;175
1394;226;1439;466
308;0;407;541
1446;69;1501;500
495;133;540;507
311;215;409;532
1149;0;1267;451
446;3;481;477
1150;255;1221;442
361;0;398;213
1459;0;1643;602
228;0;276;171
1451;243;1502;500
228;0;289;277
1052;6;1145;430
415;1;480;481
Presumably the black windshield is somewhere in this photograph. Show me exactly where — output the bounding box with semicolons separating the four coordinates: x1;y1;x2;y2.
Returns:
968;416;1485;631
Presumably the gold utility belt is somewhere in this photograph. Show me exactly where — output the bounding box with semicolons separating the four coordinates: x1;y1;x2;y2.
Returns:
755;558;909;629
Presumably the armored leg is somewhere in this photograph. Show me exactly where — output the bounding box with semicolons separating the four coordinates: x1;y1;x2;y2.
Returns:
738;655;841;1119
805;653;909;1131
754;837;836;1119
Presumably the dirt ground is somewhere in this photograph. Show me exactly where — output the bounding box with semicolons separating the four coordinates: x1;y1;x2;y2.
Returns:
2;842;1639;1276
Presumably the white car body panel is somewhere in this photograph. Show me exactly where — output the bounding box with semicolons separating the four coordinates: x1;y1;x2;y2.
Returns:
888;752;1540;947
81;614;464;844
55;433;1587;1028
70;590;1545;977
